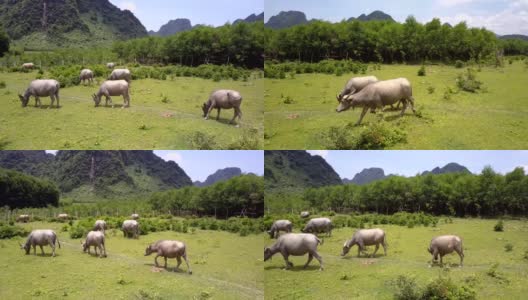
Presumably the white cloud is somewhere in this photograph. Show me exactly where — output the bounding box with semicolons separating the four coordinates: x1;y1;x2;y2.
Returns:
111;1;137;13
158;152;183;164
308;150;329;159
436;0;475;7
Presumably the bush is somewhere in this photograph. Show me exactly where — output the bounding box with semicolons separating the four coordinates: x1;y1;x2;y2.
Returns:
189;132;217;150
0;81;5;89
494;220;504;232
283;96;295;104
0;225;29;239
427;86;435;94
227;128;260;150
455;60;464;68
422;276;476;300
352;122;407;150
418;65;426;76
456;68;482;93
393;275;420;300
504;243;513;252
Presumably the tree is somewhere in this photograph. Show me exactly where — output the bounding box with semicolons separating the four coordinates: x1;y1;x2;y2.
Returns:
0;26;9;57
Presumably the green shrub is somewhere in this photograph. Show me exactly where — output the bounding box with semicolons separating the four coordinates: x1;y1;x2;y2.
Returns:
283;96;295;104
0;81;5;89
504;243;513;252
0;225;29;239
427;86;435;94
189;132;217;150
455;60;464;68
393;275;420;300
456;68;482;93
494;220;504;232
227;128;260;150
418;65;426;76
352;122;407;150
422;276;476;300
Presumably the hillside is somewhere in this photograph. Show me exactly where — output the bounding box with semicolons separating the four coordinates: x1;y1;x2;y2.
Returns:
0;151;192;200
499;34;528;41
0;0;147;49
194;167;242;187
234;12;264;24
343;168;386;185
348;10;395;22
264;150;341;190
422;162;471;175
148;18;192;36
265;11;308;29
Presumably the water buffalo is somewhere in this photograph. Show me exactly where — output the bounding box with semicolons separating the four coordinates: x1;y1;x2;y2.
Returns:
341;228;387;257
336;78;416;125
80;69;94;85
82;231;107;258
428;235;464;267
145;240;192;274
300;211;310;218
107;62;115;69
20;229;61;257
337;76;379;101
93;220;107;233
22;63;35;69
131;213;139;220
268;220;293;238
202;89;242;126
58;213;69;221
92;80;130;108
122;220;139;239
109;68;131;83
16;214;30;223
18;80;60;108
301;217;333;236
264;233;323;270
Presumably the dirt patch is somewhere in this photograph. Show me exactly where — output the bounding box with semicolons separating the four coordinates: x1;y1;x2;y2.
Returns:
161;112;174;118
287;114;299;119
151;267;164;273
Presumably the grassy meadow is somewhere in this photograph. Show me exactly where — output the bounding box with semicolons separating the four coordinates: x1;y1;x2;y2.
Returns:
0;221;264;300
264;61;528;149
0;71;263;149
263;218;528;299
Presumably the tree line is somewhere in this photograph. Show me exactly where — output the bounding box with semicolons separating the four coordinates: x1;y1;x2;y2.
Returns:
112;22;264;69
265;17;515;64
149;174;264;218
272;167;527;217
0;168;60;209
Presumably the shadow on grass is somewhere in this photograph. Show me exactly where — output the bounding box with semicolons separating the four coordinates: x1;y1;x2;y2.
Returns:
143;262;190;274
35;105;61;109
264;264;321;271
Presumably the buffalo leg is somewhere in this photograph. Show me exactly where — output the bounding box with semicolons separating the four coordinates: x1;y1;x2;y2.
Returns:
164;257;168;268
400;100;409;116
304;254;313;268
176;256;182;271
154;255;160;267
95;246;98;256
456;249;464;267
382;241;387;256
408;97;416;114
372;244;380;257
40;245;45;255
50;95;55;108
355;107;369;126
205;102;215;120
229;109;238;125
311;251;324;270
216;108;221;120
280;252;293;269
33;245;37;255
101;243;106;257
182;254;192;274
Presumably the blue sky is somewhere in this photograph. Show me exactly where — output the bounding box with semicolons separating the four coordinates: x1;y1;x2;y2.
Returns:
265;0;528;35
45;151;263;182
307;150;528;179
109;0;264;31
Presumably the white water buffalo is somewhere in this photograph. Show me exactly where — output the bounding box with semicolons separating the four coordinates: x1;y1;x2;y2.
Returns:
109;68;131;83
18;80;60;108
92;80;130;108
267;220;293;238
428;235;464;267
301;217;333;236
20;229;61;257
203;89;243;126
337;76;378;101
145;240;192;274
93;220;107;233
300;211;310;218
131;213;139;220
22;63;35;69
122;220;139;239
336;78;416;125
341;228;387;257
107;62;115;69
264;233;323;270
58;213;69;221
16;214;30;223
82;231;107;258
80;69;94;85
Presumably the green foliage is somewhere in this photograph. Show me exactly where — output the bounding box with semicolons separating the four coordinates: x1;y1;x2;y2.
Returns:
0;224;29;239
494;220;504;232
427;86;435;94
0;26;9;57
0;168;60;209
0;81;5;88
504;243;513;252
393;275;420;300
265;59;367;77
322;122;407;150
188;132;217;150
418;65;426;76
227;128;261;150
130;64;250;82
455;60;465;68
456;68;482;93
283;95;295;104
421;275;476;300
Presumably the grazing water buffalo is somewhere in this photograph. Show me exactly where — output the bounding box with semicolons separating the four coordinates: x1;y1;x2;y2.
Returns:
58;213;69;221
20;229;61;257
428;235;464;267
301;217;333;236
122;220;139;239
145;240;192;274
109;69;131;83
22;63;35;69
337;76;379;101
92;80;130;108
80;69;94;85
131;213;139;220
337;78;416;125
203;89;243;126
264;233;323;270
341;228;387;257
93;220;107;233
82;231;107;258
18;80;60;108
107;62;115;69
268;220;293;238
300;211;310;218
16;214;30;223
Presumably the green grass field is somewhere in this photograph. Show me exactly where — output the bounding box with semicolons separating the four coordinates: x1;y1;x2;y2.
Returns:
0;221;263;299
264;62;528;149
0;72;263;149
263;218;528;299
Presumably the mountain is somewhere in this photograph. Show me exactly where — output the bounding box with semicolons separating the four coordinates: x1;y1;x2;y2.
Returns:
343;168;386;185
422;163;471;176
265;151;341;190
194;167;242;187
348;10;395;22
265;11;308;29
234;12;264;24
0;0;147;49
0;151;192;199
149;18;192;36
499;34;528;41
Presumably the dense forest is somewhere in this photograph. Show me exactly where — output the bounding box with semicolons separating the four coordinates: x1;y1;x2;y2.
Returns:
265;17;528;64
112;22;264;68
150;174;264;218
0;168;59;209
269;167;528;217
